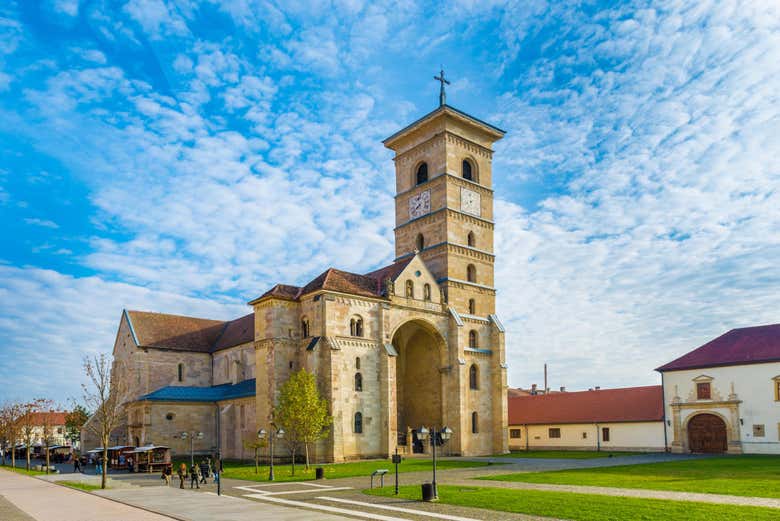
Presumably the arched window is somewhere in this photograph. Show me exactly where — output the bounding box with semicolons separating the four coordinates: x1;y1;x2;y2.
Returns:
177;363;183;382
462;159;473;181
416;163;428;185
355;357;361;370
350;317;364;337
354;412;363;434
301;318;310;338
469;330;478;348
423;283;431;301
405;280;414;298
469;364;479;389
355;372;363;392
468;299;476;314
467;264;476;283
471;411;479;433
467;231;475;247
416;233;424;251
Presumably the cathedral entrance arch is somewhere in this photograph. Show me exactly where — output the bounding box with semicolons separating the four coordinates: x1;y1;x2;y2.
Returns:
687;413;727;453
391;320;446;453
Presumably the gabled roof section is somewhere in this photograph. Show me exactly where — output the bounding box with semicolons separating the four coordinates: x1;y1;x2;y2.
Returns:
214;313;254;351
299;268;380;298
126;311;225;353
383;104;505;149
508;386;663;425
125;310;253;353
657;324;780;372
249;284;301;304
364;257;414;289
140;379;256;403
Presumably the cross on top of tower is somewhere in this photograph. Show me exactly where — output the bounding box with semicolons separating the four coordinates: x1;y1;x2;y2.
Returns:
434;68;450;107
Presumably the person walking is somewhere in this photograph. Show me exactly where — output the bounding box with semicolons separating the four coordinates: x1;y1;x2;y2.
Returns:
189;463;200;489
198;459;209;485
177;463;187;489
73;456;82;473
165;464;172;486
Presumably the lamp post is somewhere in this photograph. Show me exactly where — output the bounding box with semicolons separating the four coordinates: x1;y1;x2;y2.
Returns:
180;431;203;468
417;425;452;499
257;425;285;481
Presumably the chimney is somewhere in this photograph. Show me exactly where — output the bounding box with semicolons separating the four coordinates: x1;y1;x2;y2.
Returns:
560;386;566;392
595;386;601;390
531;384;537;394
588;387;594;391
544;363;548;393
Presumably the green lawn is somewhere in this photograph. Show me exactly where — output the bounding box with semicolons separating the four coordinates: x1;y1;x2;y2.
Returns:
366;485;780;521
221;458;488;482
494;450;646;459
480;455;780;498
0;465;46;476
58;481;104;491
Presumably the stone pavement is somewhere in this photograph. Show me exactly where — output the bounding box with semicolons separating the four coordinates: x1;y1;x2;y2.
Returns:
0;468;173;521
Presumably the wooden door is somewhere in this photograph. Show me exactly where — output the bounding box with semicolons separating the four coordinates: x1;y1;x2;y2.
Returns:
688;413;727;453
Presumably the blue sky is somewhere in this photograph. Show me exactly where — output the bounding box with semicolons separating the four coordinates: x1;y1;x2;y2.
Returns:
1;0;778;403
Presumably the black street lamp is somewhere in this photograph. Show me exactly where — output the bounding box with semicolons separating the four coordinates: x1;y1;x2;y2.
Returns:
417;425;453;499
257;425;284;481
180;431;203;468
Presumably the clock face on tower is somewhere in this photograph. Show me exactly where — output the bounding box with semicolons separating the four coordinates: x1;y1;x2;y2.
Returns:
460;187;481;216
408;189;431;219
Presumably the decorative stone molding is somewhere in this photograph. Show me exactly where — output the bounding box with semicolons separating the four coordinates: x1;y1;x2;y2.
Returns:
445;131;494;159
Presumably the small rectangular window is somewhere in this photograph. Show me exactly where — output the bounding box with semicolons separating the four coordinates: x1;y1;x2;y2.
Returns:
548;428;561;439
753;424;765;437
696;382;711;400
510;429;522;439
582;432;587;439
775;381;780;401
602;427;610;442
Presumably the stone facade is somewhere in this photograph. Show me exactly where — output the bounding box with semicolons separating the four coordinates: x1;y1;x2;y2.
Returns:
252;105;509;461
96;104;510;462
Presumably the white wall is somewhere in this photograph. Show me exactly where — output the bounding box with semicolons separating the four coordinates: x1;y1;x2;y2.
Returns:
508;421;665;452
662;362;780;454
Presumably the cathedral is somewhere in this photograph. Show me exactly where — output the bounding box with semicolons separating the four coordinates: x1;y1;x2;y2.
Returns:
101;96;509;462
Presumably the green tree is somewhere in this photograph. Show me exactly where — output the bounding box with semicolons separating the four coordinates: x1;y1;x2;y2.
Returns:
242;436;267;474
64;405;89;447
273;369;331;475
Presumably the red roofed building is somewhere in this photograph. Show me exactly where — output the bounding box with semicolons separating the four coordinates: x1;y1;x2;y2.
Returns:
657;324;780;455
507;386;665;452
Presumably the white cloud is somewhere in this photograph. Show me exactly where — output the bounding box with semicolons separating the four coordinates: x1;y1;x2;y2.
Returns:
24;217;59;229
492;0;780;390
0;266;246;400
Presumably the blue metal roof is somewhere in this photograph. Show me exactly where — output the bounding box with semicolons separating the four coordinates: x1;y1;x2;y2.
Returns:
141;379;255;402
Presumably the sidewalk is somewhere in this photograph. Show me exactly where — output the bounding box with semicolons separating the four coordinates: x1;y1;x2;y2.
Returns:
0;469;173;521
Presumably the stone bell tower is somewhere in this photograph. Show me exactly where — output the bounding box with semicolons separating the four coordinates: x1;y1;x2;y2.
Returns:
382;89;505;319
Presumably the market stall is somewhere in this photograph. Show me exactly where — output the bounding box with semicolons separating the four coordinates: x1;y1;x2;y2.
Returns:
130;445;171;473
106;446;135;469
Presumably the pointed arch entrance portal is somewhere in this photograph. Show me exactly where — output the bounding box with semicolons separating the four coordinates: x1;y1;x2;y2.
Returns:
392;320;445;453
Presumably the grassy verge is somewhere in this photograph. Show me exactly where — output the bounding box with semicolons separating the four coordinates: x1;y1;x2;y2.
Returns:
493;450;646;459
366;484;780;521
0;465;47;476
221;458;488;482
58;480;104;491
479;455;780;498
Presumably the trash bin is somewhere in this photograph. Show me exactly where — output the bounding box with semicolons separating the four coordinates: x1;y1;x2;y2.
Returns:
315;467;324;480
421;482;435;501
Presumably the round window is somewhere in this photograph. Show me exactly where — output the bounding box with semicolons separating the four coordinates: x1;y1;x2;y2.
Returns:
415;270;422;277
165;413;175;421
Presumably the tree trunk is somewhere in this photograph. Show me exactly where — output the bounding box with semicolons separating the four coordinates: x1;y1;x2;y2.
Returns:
102;447;108;489
11;445;15;469
26;445;30;470
45;444;50;475
254;447;258;474
305;443;310;470
291;447;296;476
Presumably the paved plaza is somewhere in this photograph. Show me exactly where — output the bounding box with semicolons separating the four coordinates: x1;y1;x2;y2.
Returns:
3;453;779;521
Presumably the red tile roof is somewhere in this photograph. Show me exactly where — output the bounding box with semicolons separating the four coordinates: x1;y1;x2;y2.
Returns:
508;386;663;425
126;311;254;353
214;313;254;351
250;258;413;304
657;324;780;372
20;411;67;426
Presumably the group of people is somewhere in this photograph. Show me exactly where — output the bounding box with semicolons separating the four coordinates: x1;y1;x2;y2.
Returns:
166;459;219;489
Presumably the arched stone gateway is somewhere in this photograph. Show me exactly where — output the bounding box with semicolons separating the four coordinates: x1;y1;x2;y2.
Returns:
688;413;727;453
392;320;447;453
